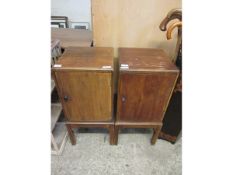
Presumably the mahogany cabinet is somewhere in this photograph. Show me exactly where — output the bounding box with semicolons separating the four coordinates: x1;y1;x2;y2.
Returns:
115;48;179;145
52;47;115;145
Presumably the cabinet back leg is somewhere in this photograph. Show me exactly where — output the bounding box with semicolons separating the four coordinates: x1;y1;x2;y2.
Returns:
66;124;76;145
151;125;162;145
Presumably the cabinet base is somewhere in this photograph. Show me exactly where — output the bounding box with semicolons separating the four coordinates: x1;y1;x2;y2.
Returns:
114;122;162;145
66;121;115;145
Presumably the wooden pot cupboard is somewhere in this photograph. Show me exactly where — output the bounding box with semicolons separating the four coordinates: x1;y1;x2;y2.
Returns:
52;47;115;145
114;48;179;145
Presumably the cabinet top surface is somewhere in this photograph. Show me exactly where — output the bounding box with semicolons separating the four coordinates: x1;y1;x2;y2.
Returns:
119;48;178;72
53;47;114;71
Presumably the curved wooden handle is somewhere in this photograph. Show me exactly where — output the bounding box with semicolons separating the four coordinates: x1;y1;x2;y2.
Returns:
159;8;182;31
166;21;182;40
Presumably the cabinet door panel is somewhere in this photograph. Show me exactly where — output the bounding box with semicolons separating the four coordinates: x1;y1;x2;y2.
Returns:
55;71;112;122
117;73;177;122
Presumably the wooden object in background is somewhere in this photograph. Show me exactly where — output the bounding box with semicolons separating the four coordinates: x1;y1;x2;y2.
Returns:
159;45;182;143
159;91;181;143
51;39;67;155
51;28;93;48
166;21;182;40
115;48;179;145
91;0;181;94
159;8;182;31
52;47;115;145
158;9;182;143
91;0;181;58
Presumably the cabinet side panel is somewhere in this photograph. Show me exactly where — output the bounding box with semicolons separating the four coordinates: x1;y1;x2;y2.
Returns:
55;71;112;122
117;72;178;122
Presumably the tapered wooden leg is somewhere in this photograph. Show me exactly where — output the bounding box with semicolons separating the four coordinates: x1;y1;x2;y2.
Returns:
151;125;162;145
66;124;76;145
109;125;115;145
113;125;119;145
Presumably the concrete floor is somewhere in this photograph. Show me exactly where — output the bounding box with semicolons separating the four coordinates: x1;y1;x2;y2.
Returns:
52;128;182;175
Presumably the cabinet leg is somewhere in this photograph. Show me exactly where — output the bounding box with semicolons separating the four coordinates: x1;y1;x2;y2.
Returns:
66;124;76;145
113;126;119;145
151;125;162;145
109;125;115;145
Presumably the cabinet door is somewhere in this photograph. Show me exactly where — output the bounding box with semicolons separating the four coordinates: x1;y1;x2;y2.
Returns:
55;71;112;122
117;72;178;122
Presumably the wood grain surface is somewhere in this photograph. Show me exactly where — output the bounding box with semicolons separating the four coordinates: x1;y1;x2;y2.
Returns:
115;48;179;145
51;28;93;48
52;47;114;123
52;47;114;144
55;70;112;122
53;47;113;71
119;48;178;72
91;0;181;58
117;72;178;122
117;48;179;123
166;21;182;40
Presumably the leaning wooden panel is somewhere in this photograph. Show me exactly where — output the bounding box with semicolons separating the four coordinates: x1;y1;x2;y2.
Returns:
91;0;181;58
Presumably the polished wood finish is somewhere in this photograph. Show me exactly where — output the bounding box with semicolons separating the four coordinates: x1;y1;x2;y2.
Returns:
159;8;182;62
54;71;112;122
52;47;114;145
151;126;162;145
54;47;113;70
117;73;177;123
166;21;182;40
51;28;93;48
115;48;179;145
118;48;178;72
159;8;182;31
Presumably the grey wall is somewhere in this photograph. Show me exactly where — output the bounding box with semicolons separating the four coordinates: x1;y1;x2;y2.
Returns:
51;0;92;29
